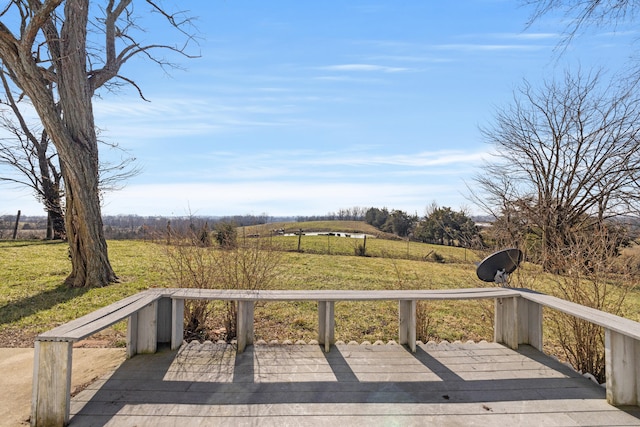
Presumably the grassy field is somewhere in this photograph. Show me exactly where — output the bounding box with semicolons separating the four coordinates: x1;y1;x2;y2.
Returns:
1;227;639;357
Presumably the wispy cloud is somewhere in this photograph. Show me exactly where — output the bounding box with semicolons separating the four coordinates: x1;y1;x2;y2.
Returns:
102;180;461;216
434;43;545;52
310;150;491;168
485;32;559;41
93;95;323;142
165;148;492;182
318;64;410;73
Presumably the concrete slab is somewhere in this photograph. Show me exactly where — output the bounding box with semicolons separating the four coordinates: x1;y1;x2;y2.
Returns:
0;347;126;427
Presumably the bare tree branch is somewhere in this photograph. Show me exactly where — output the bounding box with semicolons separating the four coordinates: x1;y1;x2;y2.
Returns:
473;68;640;269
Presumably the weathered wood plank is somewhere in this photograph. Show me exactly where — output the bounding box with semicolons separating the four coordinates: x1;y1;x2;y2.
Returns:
31;341;72;427
67;342;640;427
170;288;521;301
156;297;172;344
136;301;158;354
126;312;138;358
605;329;640;406
516;290;640;341
518;298;543;350
399;300;416;352
318;301;335;353
37;292;161;342
171;298;184;350
494;297;518;350
237;300;254;353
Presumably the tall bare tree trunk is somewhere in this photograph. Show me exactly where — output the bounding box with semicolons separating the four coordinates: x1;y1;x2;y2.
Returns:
3;0;118;287
55;0;116;286
62;151;116;286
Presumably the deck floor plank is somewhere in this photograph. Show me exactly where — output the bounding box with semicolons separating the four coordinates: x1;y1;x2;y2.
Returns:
69;342;640;426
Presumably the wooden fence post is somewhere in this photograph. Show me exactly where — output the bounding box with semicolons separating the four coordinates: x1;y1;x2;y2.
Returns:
12;209;20;240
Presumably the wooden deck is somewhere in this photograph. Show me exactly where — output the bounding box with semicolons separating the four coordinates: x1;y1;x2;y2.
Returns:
69;341;640;426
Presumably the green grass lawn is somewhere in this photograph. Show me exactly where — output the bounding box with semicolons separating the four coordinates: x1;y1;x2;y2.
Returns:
1;233;638;355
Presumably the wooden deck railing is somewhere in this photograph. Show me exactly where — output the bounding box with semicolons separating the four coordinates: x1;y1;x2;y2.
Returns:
31;287;640;426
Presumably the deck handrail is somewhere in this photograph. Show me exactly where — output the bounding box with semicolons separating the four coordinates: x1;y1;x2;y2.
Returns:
31;287;640;426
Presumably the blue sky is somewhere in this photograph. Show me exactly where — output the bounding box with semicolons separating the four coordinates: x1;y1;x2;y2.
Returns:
1;0;636;218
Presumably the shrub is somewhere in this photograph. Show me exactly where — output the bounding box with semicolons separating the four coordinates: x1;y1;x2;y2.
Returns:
545;228;635;383
354;243;367;257
210;238;284;338
165;230;284;342
428;251;445;263
214;221;238;248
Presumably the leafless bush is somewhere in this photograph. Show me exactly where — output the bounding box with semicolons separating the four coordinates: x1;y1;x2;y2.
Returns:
210;237;284;338
165;232;218;341
165;230;284;342
546;226;635;383
415;301;433;343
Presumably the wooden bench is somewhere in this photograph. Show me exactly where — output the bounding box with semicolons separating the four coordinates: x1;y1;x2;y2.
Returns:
513;289;640;406
31;289;174;426
31;287;640;426
168;287;522;353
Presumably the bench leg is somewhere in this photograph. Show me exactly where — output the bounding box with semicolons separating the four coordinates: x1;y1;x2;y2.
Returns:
31;340;72;427
127;312;138;358
157;297;172;345
605;329;640;406
172;298;184;350
318;301;335;353
127;301;158;357
237;301;254;353
495;297;518;350
518;298;543;351
399;300;416;352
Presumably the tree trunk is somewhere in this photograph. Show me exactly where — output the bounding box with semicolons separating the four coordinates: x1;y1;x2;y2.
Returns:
3;0;118;287
56;0;116;287
40;160;65;240
46;205;65;240
62;151;117;286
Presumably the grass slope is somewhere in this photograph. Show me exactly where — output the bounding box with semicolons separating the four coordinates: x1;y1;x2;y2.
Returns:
1;222;638;354
0;232;490;346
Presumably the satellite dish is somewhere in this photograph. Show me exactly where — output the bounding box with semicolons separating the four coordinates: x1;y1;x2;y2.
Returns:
476;248;523;285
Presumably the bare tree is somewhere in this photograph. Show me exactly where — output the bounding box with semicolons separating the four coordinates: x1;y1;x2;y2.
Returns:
525;0;639;49
0;70;65;239
473;69;640;270
0;1;194;287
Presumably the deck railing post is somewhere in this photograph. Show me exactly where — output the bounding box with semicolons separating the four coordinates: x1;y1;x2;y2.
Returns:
399;300;417;352
517;298;543;351
495;297;518;350
171;298;185;350
605;328;640;406
318;301;335;352
31;340;72;427
237;300;254;353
